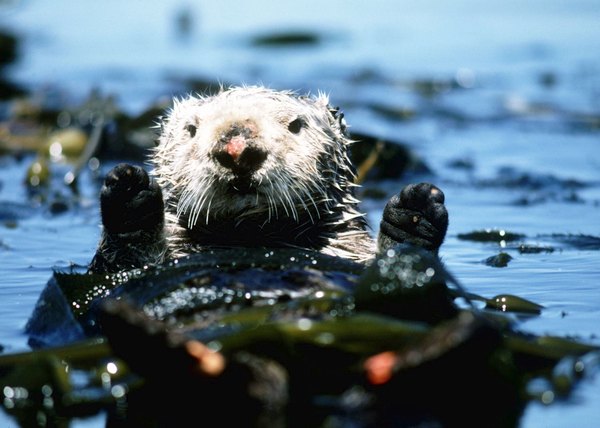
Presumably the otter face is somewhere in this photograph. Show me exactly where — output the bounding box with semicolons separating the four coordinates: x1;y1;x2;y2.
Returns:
153;86;351;230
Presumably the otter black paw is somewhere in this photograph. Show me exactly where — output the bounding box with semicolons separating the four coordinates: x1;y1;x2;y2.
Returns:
100;163;164;235
378;183;448;253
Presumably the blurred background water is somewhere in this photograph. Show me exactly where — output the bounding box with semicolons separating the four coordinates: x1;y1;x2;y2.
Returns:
0;0;599;426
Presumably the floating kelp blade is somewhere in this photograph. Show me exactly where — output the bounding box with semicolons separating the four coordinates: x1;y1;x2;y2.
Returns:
0;338;142;424
362;311;527;427
26;248;363;347
485;252;514;267
485;294;544;314
14;247;600;427
354;244;459;323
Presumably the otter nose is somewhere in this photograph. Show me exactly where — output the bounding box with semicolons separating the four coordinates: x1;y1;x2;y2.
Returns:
213;124;267;175
225;135;247;162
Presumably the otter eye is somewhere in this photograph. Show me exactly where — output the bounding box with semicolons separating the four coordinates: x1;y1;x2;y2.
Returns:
186;124;197;138
287;117;305;134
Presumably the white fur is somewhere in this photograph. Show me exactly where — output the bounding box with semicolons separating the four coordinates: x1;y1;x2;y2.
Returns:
152;86;375;262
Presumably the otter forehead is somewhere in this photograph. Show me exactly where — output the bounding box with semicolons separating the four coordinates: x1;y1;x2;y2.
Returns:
171;87;332;136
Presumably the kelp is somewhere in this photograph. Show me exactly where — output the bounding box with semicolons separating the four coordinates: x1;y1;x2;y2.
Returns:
2;245;598;427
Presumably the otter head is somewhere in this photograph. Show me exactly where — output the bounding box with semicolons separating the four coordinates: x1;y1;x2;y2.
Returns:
153;86;356;231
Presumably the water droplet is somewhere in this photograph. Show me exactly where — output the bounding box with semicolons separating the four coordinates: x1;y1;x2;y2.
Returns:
13;387;28;399
64;171;76;185
111;385;126;399
41;385;53;397
88;157;100;171
3;386;14;399
541;390;554;405
106;362;118;375
49;142;63;159
316;332;335;345
31;162;42;174
43;396;54;409
36;411;47;425
297;318;312;331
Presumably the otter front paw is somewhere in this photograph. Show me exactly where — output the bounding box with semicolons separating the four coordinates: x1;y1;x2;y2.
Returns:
378;183;448;253
100;163;164;235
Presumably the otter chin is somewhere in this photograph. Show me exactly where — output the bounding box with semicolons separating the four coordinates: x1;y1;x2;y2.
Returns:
90;85;448;273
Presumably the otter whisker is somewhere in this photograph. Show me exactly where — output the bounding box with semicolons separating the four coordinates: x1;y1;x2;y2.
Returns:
303;184;326;217
178;191;196;225
300;182;324;220
265;193;273;223
204;195;214;225
267;188;279;222
180;183;198;224
275;192;290;218
186;179;212;228
263;175;276;223
267;177;289;219
287;183;315;224
285;178;311;223
177;185;193;219
273;170;299;222
187;192;203;228
196;190;214;226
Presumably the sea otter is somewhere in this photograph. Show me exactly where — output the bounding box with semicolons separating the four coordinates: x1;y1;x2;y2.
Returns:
89;86;448;272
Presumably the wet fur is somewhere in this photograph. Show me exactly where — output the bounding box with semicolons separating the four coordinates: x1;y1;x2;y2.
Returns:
91;86;447;272
126;87;372;267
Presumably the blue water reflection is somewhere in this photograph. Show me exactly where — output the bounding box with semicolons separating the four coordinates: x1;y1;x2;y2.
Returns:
1;0;599;426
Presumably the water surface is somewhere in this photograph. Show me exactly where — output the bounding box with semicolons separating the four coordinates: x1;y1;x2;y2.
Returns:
1;1;599;426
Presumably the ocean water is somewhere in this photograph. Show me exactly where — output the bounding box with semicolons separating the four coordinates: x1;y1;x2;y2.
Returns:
1;0;599;426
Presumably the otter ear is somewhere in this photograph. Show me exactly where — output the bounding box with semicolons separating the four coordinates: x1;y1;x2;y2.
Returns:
327;105;348;135
329;106;347;134
312;94;349;138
